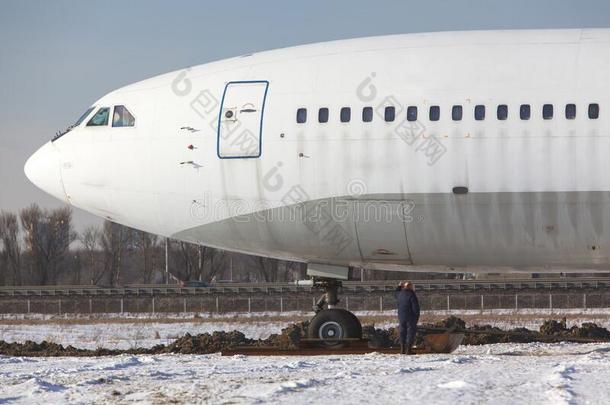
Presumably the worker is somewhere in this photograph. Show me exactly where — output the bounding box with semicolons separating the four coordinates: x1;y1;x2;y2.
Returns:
395;281;420;354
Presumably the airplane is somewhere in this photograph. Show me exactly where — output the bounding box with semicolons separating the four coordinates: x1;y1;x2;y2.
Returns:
24;28;610;342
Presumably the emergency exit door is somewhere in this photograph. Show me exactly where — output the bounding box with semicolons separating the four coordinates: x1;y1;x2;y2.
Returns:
217;80;269;158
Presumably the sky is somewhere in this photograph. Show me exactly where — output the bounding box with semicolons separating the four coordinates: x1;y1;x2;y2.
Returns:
1;0;610;230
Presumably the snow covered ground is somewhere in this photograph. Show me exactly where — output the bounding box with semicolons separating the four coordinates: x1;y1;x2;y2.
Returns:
1;310;609;403
0;321;292;350
1;342;609;404
1;309;609;350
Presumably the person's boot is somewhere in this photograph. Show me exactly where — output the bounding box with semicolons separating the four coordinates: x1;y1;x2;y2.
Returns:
400;344;406;354
406;340;414;355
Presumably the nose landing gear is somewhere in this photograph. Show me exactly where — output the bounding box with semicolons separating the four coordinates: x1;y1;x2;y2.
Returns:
308;277;362;344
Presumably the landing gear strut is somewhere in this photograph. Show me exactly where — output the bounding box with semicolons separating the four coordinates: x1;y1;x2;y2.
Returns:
307;277;362;342
312;278;341;313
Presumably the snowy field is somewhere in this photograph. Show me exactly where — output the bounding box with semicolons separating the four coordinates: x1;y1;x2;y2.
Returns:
1;342;609;404
1;310;610;404
0;309;609;350
0;320;291;350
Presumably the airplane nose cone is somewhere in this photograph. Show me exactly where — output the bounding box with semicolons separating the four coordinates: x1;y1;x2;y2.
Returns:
24;142;68;202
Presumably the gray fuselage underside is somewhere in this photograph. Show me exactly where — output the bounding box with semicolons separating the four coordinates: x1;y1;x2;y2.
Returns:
174;191;610;272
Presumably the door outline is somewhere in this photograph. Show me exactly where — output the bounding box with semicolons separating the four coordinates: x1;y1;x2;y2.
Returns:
216;80;269;159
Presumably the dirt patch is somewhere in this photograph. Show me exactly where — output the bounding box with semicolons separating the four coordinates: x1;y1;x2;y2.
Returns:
539;318;610;339
363;316;610;347
0;322;310;356
0;318;608;356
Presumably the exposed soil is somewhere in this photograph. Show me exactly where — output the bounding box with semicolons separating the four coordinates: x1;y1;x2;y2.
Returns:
0;317;608;357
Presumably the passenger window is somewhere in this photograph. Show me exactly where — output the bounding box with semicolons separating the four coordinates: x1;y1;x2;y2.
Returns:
384;106;395;122
474;105;485;121
565;104;576;120
520;104;531;120
340;107;351;123
296;108;307;123
543;104;554;120
452;105;462;121
112;105;136;127
362;107;373;122
407;106;417;122
429;106;440;121
86;107;110;126
318;108;329;123
589;103;600;119
497;105;508;120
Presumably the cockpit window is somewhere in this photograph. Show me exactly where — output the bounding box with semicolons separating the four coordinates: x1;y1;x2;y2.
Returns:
112;105;136;127
87;107;110;126
75;107;95;126
52;106;97;141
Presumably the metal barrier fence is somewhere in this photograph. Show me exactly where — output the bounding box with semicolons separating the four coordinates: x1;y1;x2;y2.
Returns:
1;277;609;297
0;292;608;315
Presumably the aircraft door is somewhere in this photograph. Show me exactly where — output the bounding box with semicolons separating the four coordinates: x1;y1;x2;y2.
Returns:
217;80;269;159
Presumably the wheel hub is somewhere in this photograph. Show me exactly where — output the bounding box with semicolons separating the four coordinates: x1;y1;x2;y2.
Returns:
319;321;344;340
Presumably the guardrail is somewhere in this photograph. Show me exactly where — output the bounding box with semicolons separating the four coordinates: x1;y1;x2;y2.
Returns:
0;292;608;316
0;277;608;297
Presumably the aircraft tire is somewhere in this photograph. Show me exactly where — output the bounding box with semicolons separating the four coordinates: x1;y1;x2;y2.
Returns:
307;308;363;345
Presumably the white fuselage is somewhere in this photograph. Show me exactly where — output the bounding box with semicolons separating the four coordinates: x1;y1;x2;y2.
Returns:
25;29;610;273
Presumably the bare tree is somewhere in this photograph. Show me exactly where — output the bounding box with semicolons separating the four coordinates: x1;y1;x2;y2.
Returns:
282;260;306;281
19;204;42;283
133;230;159;283
0;218;5;285
68;252;82;284
0;237;4;285
101;221;134;286
0;211;21;285
20;204;76;285
169;241;199;283
200;246;223;283
254;256;279;282
80;226;104;285
167;241;225;284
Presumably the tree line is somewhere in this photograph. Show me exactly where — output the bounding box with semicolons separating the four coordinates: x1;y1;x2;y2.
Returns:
0;204;307;286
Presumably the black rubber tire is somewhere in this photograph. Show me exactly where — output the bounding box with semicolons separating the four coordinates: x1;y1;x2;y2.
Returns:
307;308;363;344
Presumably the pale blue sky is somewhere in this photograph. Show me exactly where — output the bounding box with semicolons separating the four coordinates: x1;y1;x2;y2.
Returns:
1;0;610;229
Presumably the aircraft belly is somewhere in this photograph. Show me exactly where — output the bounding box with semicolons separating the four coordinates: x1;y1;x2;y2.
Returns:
172;191;610;270
354;200;412;263
406;191;609;268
